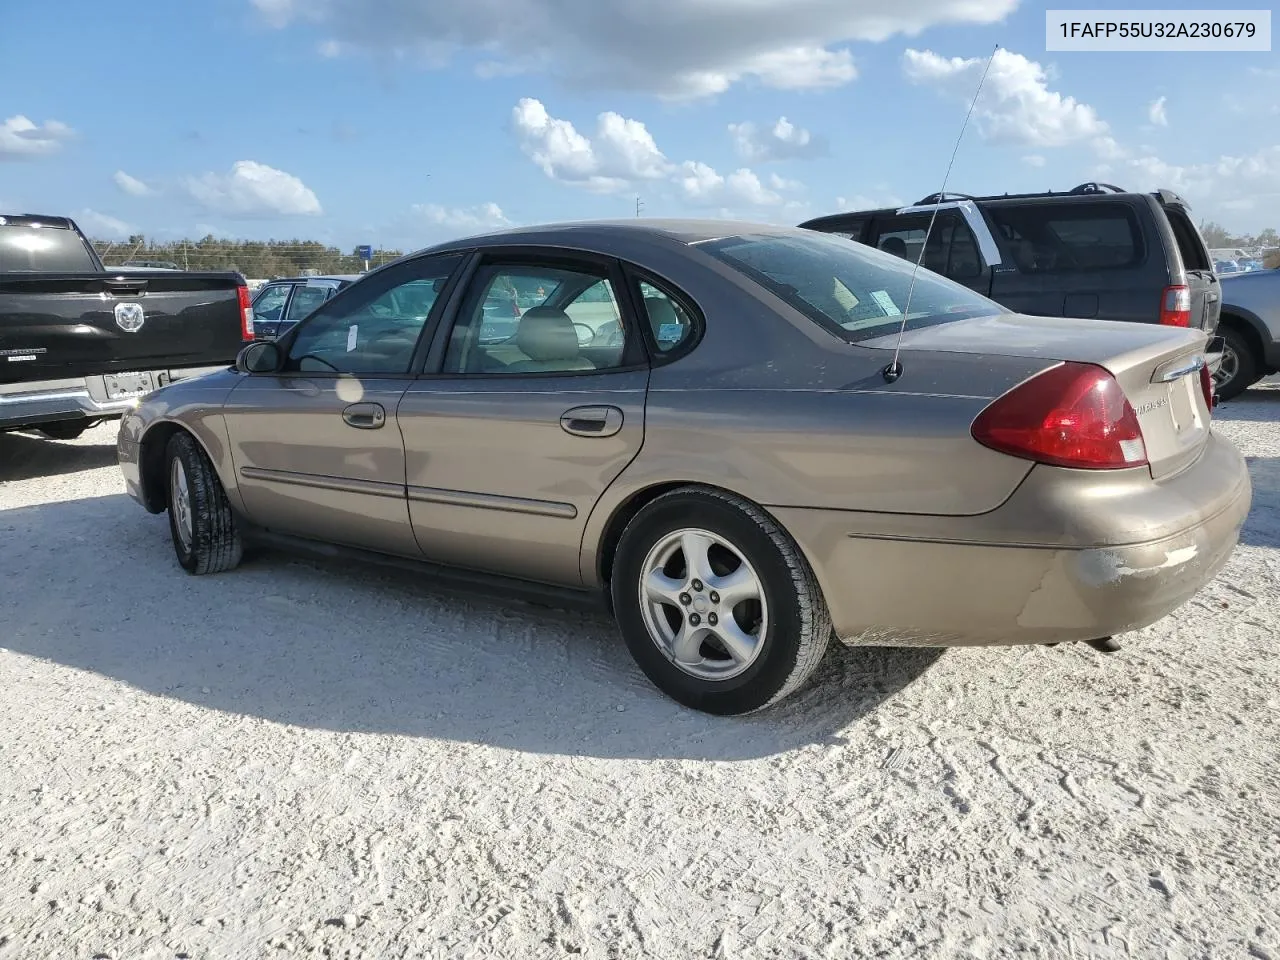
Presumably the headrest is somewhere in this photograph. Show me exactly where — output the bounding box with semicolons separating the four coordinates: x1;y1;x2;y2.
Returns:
880;236;908;258
643;296;679;327
515;306;581;362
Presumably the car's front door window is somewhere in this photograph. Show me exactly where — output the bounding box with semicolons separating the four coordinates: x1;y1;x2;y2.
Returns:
284;256;462;375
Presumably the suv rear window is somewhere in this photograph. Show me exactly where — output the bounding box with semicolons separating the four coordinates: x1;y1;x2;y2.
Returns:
986;202;1142;273
1162;205;1211;271
0;224;98;272
698;231;1004;344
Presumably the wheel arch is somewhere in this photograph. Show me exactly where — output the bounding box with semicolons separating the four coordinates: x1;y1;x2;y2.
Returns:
137;421;219;514
592;480;788;591
1217;308;1269;369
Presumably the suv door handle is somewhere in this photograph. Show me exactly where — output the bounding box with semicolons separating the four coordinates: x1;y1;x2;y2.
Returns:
342;402;386;429
560;405;623;437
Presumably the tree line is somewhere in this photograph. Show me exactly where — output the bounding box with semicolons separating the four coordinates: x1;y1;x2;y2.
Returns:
90;236;406;278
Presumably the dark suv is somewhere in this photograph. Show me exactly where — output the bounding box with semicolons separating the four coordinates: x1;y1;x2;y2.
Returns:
799;182;1221;336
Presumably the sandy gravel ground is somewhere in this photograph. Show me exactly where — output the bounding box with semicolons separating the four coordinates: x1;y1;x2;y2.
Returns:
1;384;1278;960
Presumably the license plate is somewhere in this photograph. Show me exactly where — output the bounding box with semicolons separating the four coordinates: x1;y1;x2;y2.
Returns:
105;371;156;400
1167;375;1199;435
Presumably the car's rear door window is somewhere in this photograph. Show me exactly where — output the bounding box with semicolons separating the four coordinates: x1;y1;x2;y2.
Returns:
987;202;1143;272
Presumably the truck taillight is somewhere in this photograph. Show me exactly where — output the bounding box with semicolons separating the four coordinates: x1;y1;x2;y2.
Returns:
237;284;254;340
971;362;1148;470
1159;285;1191;327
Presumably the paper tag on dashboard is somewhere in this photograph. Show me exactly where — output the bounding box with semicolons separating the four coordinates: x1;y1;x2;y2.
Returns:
658;323;683;341
346;324;358;352
870;291;901;316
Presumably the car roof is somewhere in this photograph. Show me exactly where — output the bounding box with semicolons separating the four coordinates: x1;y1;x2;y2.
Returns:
412;219;806;259
270;274;361;283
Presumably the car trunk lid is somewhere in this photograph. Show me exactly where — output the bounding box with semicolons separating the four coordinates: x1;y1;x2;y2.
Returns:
863;312;1214;479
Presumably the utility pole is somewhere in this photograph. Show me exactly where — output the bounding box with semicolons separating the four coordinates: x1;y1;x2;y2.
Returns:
635;196;644;218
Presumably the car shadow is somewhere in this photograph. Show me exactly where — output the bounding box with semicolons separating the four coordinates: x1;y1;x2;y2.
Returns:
0;493;944;761
1241;456;1280;549
0;429;119;482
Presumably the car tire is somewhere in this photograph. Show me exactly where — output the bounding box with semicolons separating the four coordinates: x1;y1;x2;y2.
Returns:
35;421;89;441
611;486;831;715
164;431;243;575
1214;324;1260;402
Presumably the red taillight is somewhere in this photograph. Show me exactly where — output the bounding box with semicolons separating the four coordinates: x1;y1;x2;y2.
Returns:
1199;363;1217;412
1159;284;1191;327
972;362;1148;470
237;284;254;340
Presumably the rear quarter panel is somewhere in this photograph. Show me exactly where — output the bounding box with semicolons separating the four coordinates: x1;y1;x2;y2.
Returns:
577;246;1055;584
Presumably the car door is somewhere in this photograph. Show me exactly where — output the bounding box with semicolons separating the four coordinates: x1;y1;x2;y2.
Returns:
222;254;465;556
397;251;650;586
250;282;296;339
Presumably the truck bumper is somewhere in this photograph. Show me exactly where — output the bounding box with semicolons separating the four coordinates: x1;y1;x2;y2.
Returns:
0;366;227;432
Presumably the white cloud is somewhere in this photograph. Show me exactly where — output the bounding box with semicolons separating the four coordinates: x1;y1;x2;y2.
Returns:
1148;96;1168;127
114;170;152;197
254;0;1016;98
513;98;792;207
903;48;1108;148
1124;145;1280;227
1022;154;1047;167
182;160;322;218
512;98;668;193
834;191;905;211
76;209;134;240
0;115;74;159
411;202;510;231
729;117;826;163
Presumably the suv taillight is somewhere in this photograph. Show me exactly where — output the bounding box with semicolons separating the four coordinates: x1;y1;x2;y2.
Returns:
237;284;254;340
1159;284;1191;326
971;362;1148;470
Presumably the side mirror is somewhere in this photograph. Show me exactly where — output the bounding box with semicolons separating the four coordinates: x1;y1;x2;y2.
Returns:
236;340;282;374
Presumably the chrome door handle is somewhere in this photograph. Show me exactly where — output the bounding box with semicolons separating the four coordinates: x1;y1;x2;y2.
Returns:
559;405;623;437
342;402;386;429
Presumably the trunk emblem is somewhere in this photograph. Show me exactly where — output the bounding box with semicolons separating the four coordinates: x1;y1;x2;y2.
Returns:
114;302;146;333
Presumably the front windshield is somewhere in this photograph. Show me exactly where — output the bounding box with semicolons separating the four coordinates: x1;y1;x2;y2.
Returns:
698;231;1005;343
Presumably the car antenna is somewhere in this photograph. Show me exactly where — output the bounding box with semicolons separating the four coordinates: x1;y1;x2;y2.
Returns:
883;44;999;384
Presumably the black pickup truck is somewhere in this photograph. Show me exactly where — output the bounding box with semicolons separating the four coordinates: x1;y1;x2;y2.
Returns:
1;214;251;439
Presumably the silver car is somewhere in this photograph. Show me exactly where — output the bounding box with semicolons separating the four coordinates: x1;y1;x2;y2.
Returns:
118;221;1251;714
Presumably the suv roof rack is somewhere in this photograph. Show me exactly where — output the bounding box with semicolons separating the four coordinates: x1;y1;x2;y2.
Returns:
913;192;978;205
907;182;1134;206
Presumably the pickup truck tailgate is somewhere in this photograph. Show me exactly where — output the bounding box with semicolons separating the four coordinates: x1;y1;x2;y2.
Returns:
0;272;246;383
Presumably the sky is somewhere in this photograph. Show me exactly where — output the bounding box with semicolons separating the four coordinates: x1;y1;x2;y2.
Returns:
1;0;1277;250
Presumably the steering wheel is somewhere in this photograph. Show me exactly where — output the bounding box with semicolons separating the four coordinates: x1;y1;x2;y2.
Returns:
572;322;594;346
296;353;339;373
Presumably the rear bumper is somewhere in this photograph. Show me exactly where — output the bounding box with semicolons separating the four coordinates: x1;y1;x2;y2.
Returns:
0;366;226;431
772;432;1253;647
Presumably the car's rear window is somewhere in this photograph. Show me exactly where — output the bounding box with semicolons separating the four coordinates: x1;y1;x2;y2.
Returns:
1162;205;1212;271
0;224;98;272
986;202;1142;273
697;231;1004;343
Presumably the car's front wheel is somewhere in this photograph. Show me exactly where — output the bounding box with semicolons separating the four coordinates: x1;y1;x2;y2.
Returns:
164;432;243;575
611;487;831;714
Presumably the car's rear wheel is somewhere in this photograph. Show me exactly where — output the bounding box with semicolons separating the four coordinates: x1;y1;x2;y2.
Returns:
1213;324;1260;402
611;487;831;714
165;432;243;575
